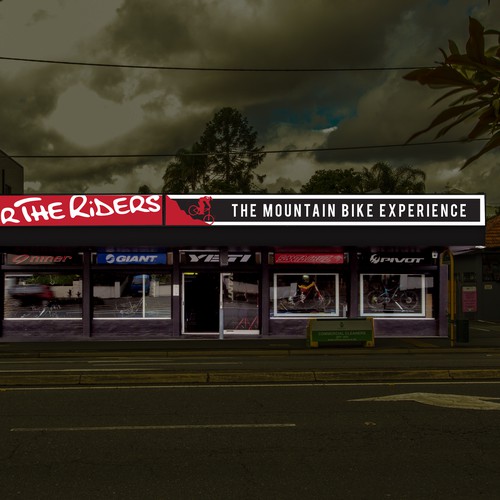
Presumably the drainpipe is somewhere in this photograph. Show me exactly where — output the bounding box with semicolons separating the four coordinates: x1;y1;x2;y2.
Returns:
440;249;456;346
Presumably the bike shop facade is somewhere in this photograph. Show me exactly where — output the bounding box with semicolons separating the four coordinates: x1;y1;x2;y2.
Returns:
0;193;485;341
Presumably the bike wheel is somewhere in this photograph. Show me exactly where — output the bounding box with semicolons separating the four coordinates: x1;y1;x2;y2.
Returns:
188;205;199;216
278;297;292;312
203;214;215;225
367;290;385;310
313;291;331;311
279;295;303;312
399;290;419;310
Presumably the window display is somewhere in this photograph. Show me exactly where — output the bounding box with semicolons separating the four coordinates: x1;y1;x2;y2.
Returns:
223;273;259;333
272;273;339;317
360;274;425;317
92;272;172;319
5;272;83;319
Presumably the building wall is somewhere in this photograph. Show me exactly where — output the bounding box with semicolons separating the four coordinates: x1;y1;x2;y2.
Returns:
0;150;24;194
455;250;500;322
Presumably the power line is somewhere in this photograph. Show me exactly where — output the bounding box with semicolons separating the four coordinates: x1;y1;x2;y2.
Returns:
0;55;435;72
3;139;487;159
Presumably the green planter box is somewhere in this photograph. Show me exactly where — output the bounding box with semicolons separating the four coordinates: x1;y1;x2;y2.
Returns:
308;318;374;348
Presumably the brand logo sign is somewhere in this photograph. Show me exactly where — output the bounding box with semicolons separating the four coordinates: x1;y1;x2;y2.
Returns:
6;254;79;265
0;195;162;227
97;253;166;265
275;253;344;264
369;253;426;265
183;253;253;264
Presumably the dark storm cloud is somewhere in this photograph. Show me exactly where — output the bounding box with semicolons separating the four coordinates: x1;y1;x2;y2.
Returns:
98;0;412;66
311;0;500;186
95;0;198;62
29;9;50;24
0;0;498;196
0;64;77;153
84;0;419;119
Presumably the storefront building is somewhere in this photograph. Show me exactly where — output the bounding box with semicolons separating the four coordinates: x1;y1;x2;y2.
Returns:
0;194;485;341
0;148;24;195
453;214;500;322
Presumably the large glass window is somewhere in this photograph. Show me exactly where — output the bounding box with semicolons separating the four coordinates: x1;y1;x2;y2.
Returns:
360;274;429;317
272;273;340;317
92;272;171;319
223;273;259;333
5;272;82;319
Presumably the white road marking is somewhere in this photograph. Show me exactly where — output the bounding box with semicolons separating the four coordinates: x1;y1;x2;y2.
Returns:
11;423;296;432
0;360;241;366
351;392;500;410
88;361;241;366
0;362;241;373
3;380;500;391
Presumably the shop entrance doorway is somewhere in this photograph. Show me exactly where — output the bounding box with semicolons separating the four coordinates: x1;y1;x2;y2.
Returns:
182;272;220;334
182;272;260;335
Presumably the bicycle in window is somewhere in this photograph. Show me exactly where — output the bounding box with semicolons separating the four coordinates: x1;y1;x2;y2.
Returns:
278;279;332;313
367;285;419;311
20;301;62;318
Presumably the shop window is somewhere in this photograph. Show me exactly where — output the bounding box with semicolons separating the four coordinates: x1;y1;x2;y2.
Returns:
223;273;259;332
360;274;430;317
5;272;82;319
92;272;171;319
482;254;500;282
462;272;476;283
271;273;340;317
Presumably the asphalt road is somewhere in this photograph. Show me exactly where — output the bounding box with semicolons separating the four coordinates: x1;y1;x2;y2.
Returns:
2;348;500;387
2;350;500;372
1;381;500;499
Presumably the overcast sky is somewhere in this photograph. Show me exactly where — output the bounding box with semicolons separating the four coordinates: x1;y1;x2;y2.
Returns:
0;0;498;203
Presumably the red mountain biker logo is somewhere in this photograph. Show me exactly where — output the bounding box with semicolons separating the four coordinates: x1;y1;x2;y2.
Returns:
187;196;215;224
164;195;216;226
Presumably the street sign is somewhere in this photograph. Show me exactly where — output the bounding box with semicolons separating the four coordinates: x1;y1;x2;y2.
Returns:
308;318;374;348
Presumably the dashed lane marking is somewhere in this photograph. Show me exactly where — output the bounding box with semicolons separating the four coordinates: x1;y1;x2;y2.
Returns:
11;423;297;432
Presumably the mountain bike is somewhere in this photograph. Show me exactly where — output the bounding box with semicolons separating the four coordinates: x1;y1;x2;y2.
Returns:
21;301;62;318
367;285;419;311
278;286;332;312
115;297;144;317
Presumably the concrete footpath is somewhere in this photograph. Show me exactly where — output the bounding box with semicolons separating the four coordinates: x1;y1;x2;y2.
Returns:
0;320;500;386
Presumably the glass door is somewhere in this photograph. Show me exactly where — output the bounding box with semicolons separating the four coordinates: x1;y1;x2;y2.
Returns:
222;273;260;335
182;272;220;334
182;272;260;336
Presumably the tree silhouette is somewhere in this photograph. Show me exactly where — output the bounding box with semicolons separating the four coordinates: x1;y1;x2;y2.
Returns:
299;163;425;194
362;162;426;194
404;17;500;169
162;108;266;193
301;169;364;194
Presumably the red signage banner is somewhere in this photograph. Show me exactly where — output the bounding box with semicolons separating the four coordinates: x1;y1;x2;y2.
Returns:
6;254;82;265
274;253;345;264
0;195;162;226
0;194;486;232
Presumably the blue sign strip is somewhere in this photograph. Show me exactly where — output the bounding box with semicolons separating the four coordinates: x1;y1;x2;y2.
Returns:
97;253;167;265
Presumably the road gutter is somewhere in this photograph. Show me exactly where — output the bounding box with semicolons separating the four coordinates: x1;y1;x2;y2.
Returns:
3;368;500;387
